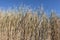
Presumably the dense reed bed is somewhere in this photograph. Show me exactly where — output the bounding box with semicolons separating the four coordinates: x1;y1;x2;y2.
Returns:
0;7;60;40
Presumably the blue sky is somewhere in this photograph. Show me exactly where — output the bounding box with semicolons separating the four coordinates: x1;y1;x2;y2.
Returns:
0;0;60;16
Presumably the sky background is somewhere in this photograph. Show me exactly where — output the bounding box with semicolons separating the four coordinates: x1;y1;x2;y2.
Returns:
0;0;60;16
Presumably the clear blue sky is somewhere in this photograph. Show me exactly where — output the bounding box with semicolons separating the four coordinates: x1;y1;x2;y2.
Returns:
0;0;60;15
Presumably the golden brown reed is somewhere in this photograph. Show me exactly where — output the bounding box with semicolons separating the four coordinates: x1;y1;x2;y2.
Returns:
0;8;60;40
